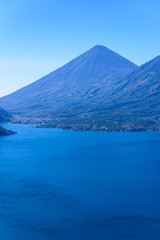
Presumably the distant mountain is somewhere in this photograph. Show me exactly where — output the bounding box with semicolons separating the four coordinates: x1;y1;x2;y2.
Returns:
108;55;160;116
80;55;160;131
88;55;160;108
0;45;159;132
34;55;160;131
0;45;138;115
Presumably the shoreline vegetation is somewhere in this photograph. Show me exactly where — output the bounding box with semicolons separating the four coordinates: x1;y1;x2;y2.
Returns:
0;125;16;136
10;117;160;133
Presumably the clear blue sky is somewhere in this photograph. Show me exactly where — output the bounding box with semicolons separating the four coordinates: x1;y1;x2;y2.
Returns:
0;0;160;96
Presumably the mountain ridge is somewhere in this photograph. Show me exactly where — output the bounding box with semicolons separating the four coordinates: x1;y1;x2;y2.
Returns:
0;46;160;132
0;45;138;114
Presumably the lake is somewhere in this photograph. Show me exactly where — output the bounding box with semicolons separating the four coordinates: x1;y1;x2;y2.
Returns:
0;124;160;240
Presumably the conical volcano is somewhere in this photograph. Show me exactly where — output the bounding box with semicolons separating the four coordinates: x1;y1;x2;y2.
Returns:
0;45;137;115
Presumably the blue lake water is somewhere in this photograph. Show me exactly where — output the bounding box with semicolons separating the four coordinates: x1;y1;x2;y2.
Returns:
0;124;160;240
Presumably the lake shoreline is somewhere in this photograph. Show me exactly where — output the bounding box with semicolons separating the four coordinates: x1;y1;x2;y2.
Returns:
0;125;17;136
4;121;160;134
9;115;160;133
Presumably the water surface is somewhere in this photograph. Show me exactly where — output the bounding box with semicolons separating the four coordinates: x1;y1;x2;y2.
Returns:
0;124;160;240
